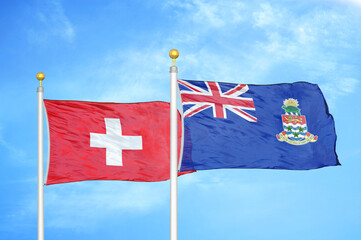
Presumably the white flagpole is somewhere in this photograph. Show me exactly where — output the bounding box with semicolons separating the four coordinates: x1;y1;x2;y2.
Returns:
169;49;179;240
37;72;45;240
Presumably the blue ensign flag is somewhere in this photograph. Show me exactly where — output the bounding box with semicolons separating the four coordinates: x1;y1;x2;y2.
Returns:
178;79;339;172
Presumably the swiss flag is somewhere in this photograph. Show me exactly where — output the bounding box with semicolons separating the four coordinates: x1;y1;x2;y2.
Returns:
44;100;188;185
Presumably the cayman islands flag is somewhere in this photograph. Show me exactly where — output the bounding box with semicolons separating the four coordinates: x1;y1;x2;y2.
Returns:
178;80;339;172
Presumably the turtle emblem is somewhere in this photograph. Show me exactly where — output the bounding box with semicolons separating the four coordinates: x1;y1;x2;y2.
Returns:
276;98;318;145
282;104;301;115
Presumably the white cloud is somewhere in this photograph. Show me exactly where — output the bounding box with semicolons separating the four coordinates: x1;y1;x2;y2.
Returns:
0;127;26;161
178;170;295;223
29;0;75;43
44;181;169;229
253;2;283;27
339;78;358;93
320;77;358;107
165;0;246;28
60;0;359;105
163;1;358;85
332;0;361;7
249;3;361;97
88;47;172;103
3;179;172;232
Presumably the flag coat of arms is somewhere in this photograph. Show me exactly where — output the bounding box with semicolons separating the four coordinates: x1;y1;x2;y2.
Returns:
44;100;185;185
178;80;339;172
276;98;318;145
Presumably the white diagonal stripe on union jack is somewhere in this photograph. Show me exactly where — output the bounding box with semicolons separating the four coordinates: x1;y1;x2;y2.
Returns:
178;80;257;121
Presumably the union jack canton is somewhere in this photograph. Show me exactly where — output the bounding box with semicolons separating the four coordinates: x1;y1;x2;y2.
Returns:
177;79;257;122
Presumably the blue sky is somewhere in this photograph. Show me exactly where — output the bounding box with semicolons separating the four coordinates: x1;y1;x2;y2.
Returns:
1;0;361;239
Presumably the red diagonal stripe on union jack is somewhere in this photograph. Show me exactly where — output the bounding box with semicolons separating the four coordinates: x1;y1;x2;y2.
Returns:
178;80;257;122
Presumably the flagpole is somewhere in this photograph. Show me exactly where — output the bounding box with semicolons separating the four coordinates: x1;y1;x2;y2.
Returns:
37;72;45;240
169;49;179;240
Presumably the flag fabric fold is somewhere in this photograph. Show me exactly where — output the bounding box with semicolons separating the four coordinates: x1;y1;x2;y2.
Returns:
178;80;339;172
44;100;185;185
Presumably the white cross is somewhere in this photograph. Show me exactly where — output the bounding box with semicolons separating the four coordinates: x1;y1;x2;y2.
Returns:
90;118;143;166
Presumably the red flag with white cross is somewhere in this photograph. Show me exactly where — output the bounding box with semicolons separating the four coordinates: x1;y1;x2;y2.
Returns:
44;100;186;185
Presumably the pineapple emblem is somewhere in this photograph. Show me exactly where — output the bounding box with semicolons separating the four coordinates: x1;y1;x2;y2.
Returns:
276;99;318;145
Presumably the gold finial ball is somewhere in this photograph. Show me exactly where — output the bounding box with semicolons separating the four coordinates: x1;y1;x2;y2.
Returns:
36;72;45;81
169;49;179;60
